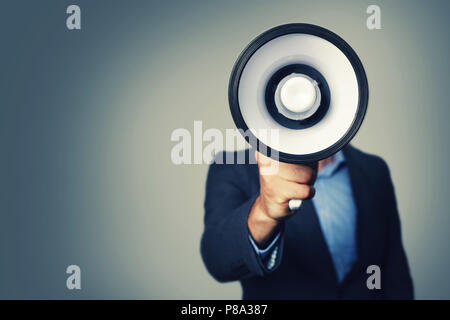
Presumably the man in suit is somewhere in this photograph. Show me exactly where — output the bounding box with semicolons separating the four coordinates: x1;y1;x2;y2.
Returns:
200;145;413;299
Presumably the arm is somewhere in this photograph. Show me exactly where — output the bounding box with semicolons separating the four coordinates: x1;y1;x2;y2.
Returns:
200;151;315;282
381;161;414;299
200;160;281;282
248;231;283;270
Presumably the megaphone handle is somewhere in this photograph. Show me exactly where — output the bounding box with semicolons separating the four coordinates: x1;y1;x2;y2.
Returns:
288;199;303;211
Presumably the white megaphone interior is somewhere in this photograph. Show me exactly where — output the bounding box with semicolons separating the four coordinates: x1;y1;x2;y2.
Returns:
238;33;359;156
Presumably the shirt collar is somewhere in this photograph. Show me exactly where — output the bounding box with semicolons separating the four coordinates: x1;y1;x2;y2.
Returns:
317;150;346;179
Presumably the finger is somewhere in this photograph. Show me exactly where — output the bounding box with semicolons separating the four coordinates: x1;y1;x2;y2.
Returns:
256;151;317;184
262;176;315;203
282;182;315;201
276;161;317;184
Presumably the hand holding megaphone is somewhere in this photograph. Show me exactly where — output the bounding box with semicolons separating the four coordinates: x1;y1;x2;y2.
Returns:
248;152;317;245
258;151;316;210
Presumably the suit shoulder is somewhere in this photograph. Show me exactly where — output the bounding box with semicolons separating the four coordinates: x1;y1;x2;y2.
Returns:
207;149;255;178
345;145;390;178
206;149;257;194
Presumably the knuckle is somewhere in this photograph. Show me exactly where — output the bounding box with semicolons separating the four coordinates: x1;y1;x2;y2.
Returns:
263;185;281;202
275;196;286;205
265;194;284;206
282;189;294;202
303;173;312;184
291;166;312;183
299;185;312;199
304;168;315;183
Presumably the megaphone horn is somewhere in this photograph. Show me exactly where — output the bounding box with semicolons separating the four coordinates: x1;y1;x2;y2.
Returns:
228;23;368;210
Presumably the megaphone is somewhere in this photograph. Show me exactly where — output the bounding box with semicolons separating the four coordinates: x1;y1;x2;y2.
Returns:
228;23;368;210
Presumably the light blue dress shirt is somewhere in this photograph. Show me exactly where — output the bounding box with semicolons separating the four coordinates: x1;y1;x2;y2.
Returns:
249;151;358;282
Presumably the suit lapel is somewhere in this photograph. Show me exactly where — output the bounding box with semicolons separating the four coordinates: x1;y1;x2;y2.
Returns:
343;146;376;265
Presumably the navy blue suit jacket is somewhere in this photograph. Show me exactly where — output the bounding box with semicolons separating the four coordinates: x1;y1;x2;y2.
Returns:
200;145;413;299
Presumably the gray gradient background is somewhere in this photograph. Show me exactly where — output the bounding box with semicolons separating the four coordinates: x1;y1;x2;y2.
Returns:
1;0;449;299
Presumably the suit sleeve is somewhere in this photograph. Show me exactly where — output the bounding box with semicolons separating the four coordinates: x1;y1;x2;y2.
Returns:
381;160;414;299
200;158;284;282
